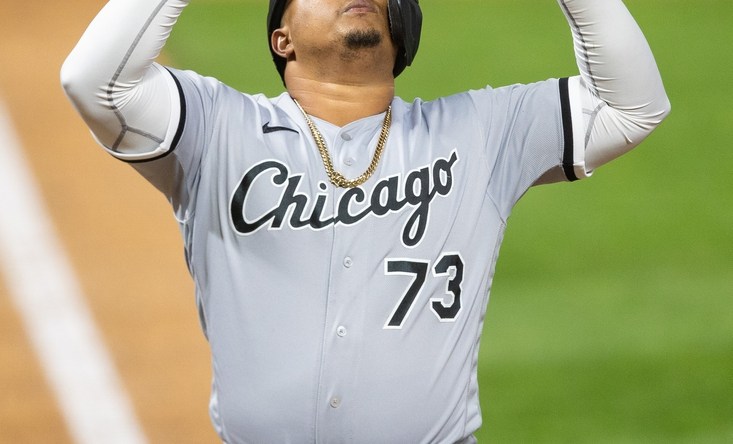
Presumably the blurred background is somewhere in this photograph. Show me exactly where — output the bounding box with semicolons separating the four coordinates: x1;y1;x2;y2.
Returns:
0;0;730;442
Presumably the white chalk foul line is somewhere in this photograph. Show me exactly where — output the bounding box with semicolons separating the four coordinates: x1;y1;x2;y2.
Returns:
0;100;147;444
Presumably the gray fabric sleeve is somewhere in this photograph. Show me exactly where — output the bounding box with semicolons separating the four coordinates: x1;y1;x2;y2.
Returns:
61;0;190;160
558;0;671;172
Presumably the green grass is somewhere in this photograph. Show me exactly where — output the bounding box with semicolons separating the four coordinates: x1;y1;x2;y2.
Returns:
166;0;733;441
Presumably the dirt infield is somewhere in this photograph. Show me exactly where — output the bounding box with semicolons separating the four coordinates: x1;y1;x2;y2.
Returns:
0;1;218;442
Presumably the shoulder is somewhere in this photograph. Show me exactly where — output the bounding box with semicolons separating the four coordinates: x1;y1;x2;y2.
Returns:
409;79;563;120
165;68;300;126
165;67;278;110
392;85;503;128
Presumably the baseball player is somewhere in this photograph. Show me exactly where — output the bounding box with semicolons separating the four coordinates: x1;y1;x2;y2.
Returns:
61;0;670;442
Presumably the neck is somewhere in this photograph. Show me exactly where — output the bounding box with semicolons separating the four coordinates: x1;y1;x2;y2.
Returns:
288;82;394;127
285;65;395;127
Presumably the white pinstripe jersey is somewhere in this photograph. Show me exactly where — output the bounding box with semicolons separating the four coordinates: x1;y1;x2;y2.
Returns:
129;68;586;443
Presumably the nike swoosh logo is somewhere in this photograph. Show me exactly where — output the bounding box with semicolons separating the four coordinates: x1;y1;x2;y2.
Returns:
262;122;298;134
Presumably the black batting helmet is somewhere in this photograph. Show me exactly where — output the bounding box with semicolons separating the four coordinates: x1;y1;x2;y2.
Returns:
267;0;422;82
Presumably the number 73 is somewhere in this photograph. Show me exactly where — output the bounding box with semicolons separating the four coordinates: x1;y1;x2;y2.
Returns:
383;253;464;329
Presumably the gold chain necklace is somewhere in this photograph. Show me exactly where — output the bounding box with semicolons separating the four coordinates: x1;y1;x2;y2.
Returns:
293;99;391;188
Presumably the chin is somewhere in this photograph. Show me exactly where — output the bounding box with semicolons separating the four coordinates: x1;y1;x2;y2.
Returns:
343;28;383;50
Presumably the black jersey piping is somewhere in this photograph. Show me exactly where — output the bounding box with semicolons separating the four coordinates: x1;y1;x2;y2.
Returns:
123;68;187;164
559;77;578;182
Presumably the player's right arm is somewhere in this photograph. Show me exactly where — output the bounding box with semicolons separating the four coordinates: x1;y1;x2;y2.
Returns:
60;0;189;161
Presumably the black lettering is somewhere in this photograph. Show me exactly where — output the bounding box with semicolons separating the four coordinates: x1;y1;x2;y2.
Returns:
272;176;309;229
230;161;288;233
403;167;431;247
336;187;369;225
309;182;334;229
371;176;404;216
230;151;459;246
433;151;458;196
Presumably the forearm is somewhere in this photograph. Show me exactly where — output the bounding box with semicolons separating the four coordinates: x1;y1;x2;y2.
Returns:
558;0;671;170
61;0;189;158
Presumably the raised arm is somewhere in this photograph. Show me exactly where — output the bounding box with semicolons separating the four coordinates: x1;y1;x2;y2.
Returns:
559;0;671;173
61;0;190;161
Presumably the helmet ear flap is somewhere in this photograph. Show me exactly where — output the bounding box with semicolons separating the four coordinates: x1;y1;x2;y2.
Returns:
388;0;423;77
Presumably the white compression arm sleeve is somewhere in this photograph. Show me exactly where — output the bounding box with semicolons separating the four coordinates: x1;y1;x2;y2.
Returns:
559;0;671;172
61;0;190;161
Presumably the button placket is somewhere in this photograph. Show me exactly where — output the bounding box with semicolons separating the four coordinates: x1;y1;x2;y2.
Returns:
339;132;355;170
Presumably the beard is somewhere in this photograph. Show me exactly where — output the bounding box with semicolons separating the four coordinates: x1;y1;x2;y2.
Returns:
343;28;382;50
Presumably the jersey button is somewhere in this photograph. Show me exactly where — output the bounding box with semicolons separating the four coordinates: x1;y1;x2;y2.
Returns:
329;397;341;409
343;257;353;268
336;326;347;337
344;157;355;166
341;133;352;141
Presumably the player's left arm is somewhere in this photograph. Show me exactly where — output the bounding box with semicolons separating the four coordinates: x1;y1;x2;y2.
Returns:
559;0;671;176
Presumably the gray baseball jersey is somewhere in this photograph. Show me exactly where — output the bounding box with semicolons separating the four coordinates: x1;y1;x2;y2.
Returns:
127;68;586;443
